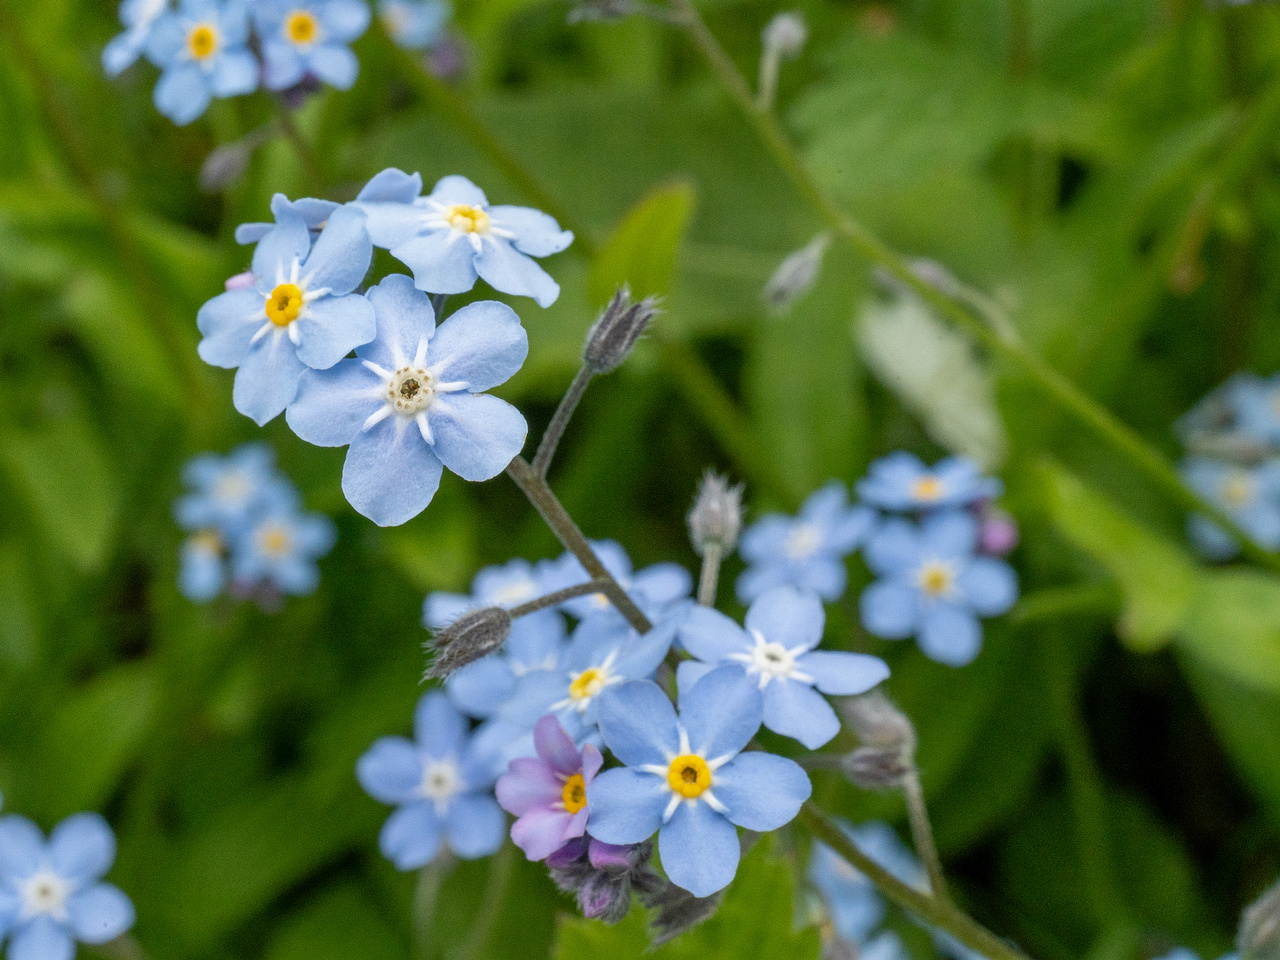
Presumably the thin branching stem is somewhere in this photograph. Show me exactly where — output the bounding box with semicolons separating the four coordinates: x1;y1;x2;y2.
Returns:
509;578;613;618
696;542;722;607
902;769;951;906
532;365;595;478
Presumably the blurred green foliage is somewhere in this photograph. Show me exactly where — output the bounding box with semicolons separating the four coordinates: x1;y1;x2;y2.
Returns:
2;0;1280;958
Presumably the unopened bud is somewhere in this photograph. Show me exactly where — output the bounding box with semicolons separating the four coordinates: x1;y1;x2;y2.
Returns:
838;690;916;753
567;0;632;22
225;270;256;292
842;746;910;790
688;471;744;556
1240;879;1280;960
762;11;807;59
583;286;659;373
645;883;723;945
978;504;1019;556
874;258;961;299
199;142;252;193
763;233;829;313
424;607;512;679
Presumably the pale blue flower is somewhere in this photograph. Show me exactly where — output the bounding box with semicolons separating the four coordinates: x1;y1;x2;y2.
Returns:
860;510;1017;667
807;819;923;943
178;531;227;601
103;0;170;76
0;813;135;959
174;443;293;535
1181;455;1280;560
197;204;376;425
1227;372;1280;445
234;195;340;246
736;481;874;603
144;0;259;125
586;667;811;897
354;170;574;308
379;0;449;49
254;0;371;91
543;540;692;630
677;585;889;749
356;692;506;868
857;452;1001;513
232;504;335;596
286;274;528;525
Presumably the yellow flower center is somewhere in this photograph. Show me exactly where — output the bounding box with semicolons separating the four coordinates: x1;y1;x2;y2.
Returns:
667;755;711;798
1222;471;1254;508
285;10;319;44
187;23;219;60
266;283;304;326
911;474;944;502
191;530;222;553
561;773;587;814
917;561;953;597
446;204;490;234
568;667;606;702
260;526;291;556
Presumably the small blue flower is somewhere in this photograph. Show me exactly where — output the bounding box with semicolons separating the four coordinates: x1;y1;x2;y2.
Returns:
543;540;692;629
676;586;889;749
860;510;1017;667
234;194;340;246
379;0;449;49
174;443;293;535
103;0;170;76
425;559;568;719
356;692;506;868
736;481;874;604
286;274;528;526
807;820;923;944
178;530;227;601
144;0;259;126
586;667;811;897
197;204;376;425
254;0;371;91
232;505;335;596
857;452;1001;513
354;170;574;308
1227;372;1280;445
0;813;136;958
1181;455;1280;559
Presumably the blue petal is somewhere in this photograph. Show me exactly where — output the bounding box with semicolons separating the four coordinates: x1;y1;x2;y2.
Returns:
864;518;921;576
414;690;467;755
678;606;749;663
307;43;359;89
154;62;211;125
918;603;982;666
322;0;372;40
921;510;978;559
744;585;825;652
286;361;383;447
0;888;19;939
860;580;919;639
429;175;488;206
488;205;574;257
179;543;225;601
357;202;428;249
739;515;791;563
793;557;847;601
196;290;265;368
505;611;566;669
143;14;184;65
679;665;762;760
47;813;115;884
446;657;516;719
216;0;251;44
0;816;44;879
428;300;528;391
342;416;443;526
956;557;1017;617
294;294;377;369
658;801;739;898
260;40;305;90
252;207;311;282
391;230;478;295
361;274;437;371
630;564;692;613
103;30;145;76
301;206;373;295
357;737;424;804
9;917;73;960
427;392;527;482
474;238;560;307
445;794;505;859
65;884;135;944
712;751;810;830
210;49;258;97
496;669;565;729
674;660;717;699
379;802;441;870
356;168;423;205
734;563;789;605
423;592;471;628
797;650;890;696
232;331;307;425
801;481;850;528
584;768;668;845
828;505;877;553
595;680;679;766
762;680;840;749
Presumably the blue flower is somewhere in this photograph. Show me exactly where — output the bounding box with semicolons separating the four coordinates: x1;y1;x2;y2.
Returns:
197;204;376;425
379;0;449;49
356;692;506;868
144;0;259;126
425;559;568;719
254;0;371;91
736;481;874;603
178;531;227;601
860;510;1017;667
857;452;1001;513
286;274;528;526
174;443;293;535
543;540;692;629
234;194;340;246
103;0;170;76
1226;372;1280;445
1181;455;1280;559
586;667;811;897
232;505;335;596
676;586;889;749
807;819;923;944
0;813;136;958
354;170;574;308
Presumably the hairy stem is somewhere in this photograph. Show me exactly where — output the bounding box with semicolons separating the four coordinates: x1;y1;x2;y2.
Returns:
697;542;722;607
509;578;613;618
532;365;596;478
413;854;452;960
902;769;951;906
459;844;514;960
506;456;652;633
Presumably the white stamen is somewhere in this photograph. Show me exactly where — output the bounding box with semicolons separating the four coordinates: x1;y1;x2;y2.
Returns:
416;411;433;444
362;359;393;380
362;406;392;431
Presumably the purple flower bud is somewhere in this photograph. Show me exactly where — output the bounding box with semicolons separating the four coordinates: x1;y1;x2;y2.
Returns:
978;505;1019;556
224;270;256;292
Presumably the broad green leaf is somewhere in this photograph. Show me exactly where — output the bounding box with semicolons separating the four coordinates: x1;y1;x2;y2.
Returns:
1179;571;1280;692
265;884;408;960
588;181;695;307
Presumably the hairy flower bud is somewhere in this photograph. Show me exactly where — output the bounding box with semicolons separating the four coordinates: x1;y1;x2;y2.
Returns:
645;883;724;945
1240;880;1280;960
547;838;659;926
762;11;807;59
583;287;659;373
838;690;917;753
424;606;512;679
567;0;632;22
687;471;744;556
200;142;252;193
841;746;911;791
763;233;829;313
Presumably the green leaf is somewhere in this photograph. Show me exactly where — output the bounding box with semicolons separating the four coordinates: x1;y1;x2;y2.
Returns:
1179;571;1280;692
588;181;695;307
265;884;408;960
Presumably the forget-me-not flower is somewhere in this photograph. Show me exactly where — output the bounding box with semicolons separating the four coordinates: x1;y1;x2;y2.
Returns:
1181;455;1280;559
860;510;1017;667
379;0;449;49
178;530;226;601
174;443;293;535
103;0;170;76
197;204;376;425
736;481;874;604
1226;372;1280;445
144;0;258;125
357;691;505;868
807;819;923;944
254;0;371;91
232;505;336;596
677;585;889;749
586;667;811;897
544;540;692;629
857;452;1001;513
235;195;340;246
0;813;136;959
286;274;528;526
354;169;574;308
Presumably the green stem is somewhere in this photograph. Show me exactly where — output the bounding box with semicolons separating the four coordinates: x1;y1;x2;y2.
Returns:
457;844;514;960
271;100;324;193
668;0;1280;578
696;542;722;606
413;855;452;960
532;364;595;478
508;578;612;617
902;769;951;906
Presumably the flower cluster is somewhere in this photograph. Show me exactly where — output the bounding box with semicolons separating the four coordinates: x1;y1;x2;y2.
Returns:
736;453;1018;667
1176;372;1280;559
174;443;335;603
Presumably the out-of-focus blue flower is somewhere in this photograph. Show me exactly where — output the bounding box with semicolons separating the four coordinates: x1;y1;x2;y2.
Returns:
197;204;376;425
857;452;1001;513
543;540;692;629
676;586;889;749
286;274;528;526
425;559;568;718
586;667;810;898
807;819;923;943
353;170;574;308
0;813;136;958
356;692;506;869
178;530;227;601
1227;372;1280;445
103;0;170;76
232;505;336;596
379;0;449;49
144;0;258;125
235;195;340;246
860;510;1017;667
254;0;371;91
174;443;292;534
1181;455;1280;560
736;481;874;604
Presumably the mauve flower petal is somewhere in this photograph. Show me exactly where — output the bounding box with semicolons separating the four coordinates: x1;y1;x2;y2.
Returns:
533;714;581;776
495;758;561;817
581;744;603;784
510;808;574;861
588;839;634;869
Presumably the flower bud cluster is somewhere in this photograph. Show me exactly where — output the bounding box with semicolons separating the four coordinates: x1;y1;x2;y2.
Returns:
583;287;660;374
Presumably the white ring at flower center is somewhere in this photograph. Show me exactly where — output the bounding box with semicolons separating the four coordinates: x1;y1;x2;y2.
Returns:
388;366;436;416
20;869;69;922
728;629;814;689
421;759;461;813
